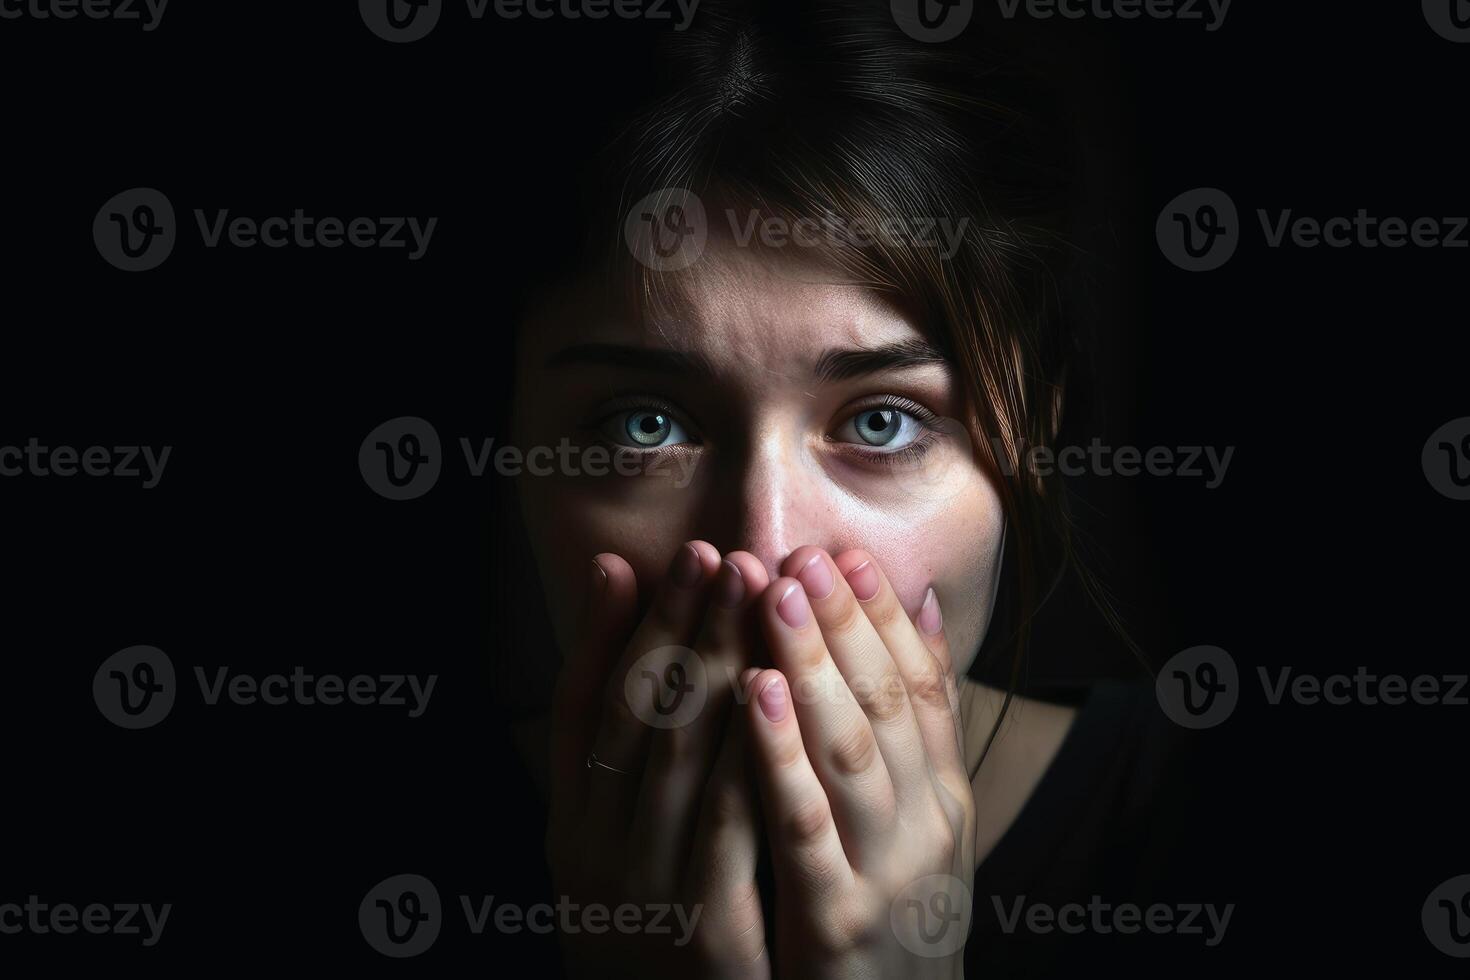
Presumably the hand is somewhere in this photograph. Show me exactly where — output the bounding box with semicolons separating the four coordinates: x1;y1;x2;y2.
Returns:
739;547;976;979
545;540;774;979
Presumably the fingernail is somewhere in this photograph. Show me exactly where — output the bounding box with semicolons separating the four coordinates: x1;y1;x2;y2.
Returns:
776;581;810;629
918;586;943;635
757;675;788;723
590;558;609;599
671;543;703;588
846;559;879;602
797;552;833;599
714;559;745;608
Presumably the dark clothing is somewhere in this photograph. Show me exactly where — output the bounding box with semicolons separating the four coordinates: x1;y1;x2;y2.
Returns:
966;678;1198;976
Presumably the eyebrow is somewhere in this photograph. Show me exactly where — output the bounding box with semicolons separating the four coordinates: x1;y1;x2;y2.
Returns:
545;338;949;383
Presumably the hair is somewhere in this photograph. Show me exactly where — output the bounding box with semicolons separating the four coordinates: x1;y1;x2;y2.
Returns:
498;0;1142;776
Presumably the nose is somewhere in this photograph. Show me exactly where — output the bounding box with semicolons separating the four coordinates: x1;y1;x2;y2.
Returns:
704;427;836;580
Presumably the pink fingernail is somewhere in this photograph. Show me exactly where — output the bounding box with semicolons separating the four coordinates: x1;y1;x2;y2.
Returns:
670;543;702;588
757;675;788;722
797;553;834;599
714;559;745;608
776;582;810;629
846;560;879;601
918;587;943;635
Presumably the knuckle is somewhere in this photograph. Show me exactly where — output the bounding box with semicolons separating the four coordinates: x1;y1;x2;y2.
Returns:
864;594;905;633
827;720;880;776
784;794;833;846
855;674;909;724
773;730;809;771
907;663;950;711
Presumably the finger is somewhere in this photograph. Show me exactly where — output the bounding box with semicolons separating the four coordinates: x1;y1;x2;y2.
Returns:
548;553;638;840
781;546;934;814
756;576;896;849
586;540;721;834
685;709;767;966
833;550;967;788
632;552;770;892
742;669;854;901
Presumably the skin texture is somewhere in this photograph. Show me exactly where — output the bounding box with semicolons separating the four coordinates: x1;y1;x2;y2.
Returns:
511;238;1079;976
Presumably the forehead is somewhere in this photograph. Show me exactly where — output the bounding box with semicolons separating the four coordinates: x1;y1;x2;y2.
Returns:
521;242;927;380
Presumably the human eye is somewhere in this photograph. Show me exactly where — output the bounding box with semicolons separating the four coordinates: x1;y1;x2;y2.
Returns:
591;395;698;451
830;395;941;464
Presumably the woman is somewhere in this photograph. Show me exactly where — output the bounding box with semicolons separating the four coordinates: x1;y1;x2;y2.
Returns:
494;2;1182;975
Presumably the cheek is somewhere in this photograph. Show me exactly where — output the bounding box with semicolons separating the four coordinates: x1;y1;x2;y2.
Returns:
843;479;1004;673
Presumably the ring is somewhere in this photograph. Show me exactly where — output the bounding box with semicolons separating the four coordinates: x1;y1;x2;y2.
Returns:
585;751;632;775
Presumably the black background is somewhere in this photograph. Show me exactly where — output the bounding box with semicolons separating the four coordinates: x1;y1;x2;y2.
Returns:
1;0;1466;974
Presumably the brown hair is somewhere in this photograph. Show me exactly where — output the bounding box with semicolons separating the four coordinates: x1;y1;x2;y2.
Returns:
507;0;1140;773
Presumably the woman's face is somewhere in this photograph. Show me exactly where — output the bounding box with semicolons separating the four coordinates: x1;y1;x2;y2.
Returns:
512;239;1006;676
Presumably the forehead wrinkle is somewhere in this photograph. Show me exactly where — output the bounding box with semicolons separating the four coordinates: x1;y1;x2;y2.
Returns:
640;248;924;388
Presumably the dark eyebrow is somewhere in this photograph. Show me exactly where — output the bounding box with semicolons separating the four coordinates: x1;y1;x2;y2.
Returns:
544;343;716;377
813;339;949;382
544;338;949;382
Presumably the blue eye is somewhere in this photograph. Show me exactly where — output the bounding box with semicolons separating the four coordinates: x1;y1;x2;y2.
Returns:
603;407;692;449
838;407;922;450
